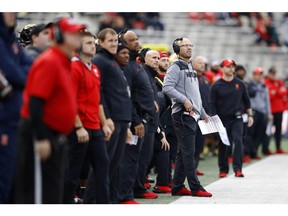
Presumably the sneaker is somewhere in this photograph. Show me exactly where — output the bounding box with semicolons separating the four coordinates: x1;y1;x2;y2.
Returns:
243;155;251;163
192;189;212;197
74;194;83;204
147;176;155;183
168;181;173;188
251;155;261;160
218;172;227;178
171;162;175;169
228;157;233;163
153;185;171;194
196;170;204;176
120;200;140;204
235;171;244;177
144;182;151;189
276;149;286;154
134;191;158;199
172;187;192;196
263;150;273;155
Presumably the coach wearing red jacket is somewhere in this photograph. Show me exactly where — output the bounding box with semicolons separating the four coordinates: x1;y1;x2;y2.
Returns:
264;67;287;154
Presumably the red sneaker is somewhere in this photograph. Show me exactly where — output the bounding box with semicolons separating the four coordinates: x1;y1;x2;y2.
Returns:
171;162;175;169
218;172;227;178
235;171;244;177
228;157;233;163
196;170;204;176
243;155;251;163
135;191;158;199
172;187;192;196
263;150;274;155
120;200;140;204
153;185;171;193
276;149;286;154
192;189;212;197
144;182;151;189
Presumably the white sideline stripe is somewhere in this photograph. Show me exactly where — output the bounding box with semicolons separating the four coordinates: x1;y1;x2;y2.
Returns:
171;155;288;204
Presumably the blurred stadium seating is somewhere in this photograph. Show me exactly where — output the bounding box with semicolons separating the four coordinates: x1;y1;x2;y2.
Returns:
16;12;288;79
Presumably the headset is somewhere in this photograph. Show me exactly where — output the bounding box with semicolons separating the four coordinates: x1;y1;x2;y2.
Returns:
76;43;83;54
77;30;95;54
53;20;64;44
172;37;183;54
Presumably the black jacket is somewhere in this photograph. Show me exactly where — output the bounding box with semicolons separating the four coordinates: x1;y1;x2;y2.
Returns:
25;46;42;61
209;77;251;122
92;47;131;122
155;74;174;134
142;64;161;133
197;74;211;114
123;51;154;126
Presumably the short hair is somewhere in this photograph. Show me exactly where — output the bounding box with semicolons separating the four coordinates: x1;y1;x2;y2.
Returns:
235;65;246;72
97;28;117;42
80;30;96;39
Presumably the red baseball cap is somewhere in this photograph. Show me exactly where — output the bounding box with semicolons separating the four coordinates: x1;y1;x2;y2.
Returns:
158;51;170;59
221;59;236;67
253;67;264;75
57;17;86;33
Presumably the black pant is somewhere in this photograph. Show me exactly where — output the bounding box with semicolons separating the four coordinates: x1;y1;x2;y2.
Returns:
171;112;204;194
147;132;170;186
218;119;243;174
153;136;170;186
83;121;128;203
63;129;110;204
118;137;144;202
166;130;178;183
242;122;249;156
13;118;67;204
0;125;17;204
133;125;155;195
273;112;283;150
246;111;268;157
195;127;205;169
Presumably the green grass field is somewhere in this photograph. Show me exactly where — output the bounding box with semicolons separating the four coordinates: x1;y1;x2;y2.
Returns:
135;138;288;204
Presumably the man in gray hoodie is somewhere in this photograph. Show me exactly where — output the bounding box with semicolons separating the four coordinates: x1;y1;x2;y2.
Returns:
163;37;212;197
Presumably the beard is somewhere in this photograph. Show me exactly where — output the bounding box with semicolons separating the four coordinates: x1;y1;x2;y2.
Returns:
158;65;167;73
181;52;192;60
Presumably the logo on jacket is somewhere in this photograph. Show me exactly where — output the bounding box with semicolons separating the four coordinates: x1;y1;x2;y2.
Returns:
235;83;239;90
93;68;100;77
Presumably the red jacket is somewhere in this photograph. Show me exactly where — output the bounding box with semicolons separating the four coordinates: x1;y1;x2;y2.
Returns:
264;77;287;113
204;70;223;84
21;46;77;134
71;57;101;130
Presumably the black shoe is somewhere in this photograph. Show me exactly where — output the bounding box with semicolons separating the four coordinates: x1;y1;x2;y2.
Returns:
147;176;155;183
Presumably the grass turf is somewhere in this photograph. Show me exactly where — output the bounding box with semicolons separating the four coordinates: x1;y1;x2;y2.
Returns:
134;138;288;204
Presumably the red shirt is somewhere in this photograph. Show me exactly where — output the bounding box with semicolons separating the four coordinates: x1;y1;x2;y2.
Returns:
264;77;287;113
71;58;101;130
204;70;223;84
21;46;77;135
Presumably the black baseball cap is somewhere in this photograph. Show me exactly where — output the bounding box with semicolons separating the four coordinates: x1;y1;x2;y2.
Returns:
31;22;52;36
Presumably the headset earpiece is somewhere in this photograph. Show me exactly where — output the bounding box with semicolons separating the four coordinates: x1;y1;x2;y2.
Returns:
172;37;183;54
76;45;82;54
53;20;64;44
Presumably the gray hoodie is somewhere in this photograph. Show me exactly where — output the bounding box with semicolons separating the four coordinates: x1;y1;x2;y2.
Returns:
249;80;271;115
163;58;206;118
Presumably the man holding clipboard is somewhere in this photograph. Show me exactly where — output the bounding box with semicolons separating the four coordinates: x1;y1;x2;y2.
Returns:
209;59;253;178
163;37;212;197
